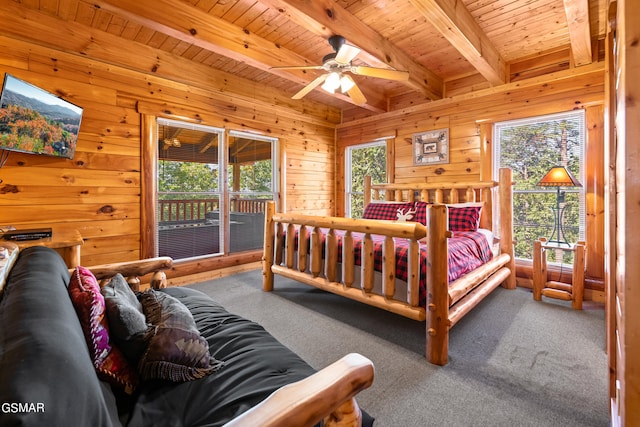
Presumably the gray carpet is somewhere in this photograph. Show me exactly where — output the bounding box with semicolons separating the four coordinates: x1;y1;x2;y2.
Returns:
188;270;608;427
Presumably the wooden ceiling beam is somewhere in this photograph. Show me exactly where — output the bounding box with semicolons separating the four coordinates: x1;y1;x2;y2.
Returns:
261;0;443;100
562;0;593;66
94;0;384;111
409;0;507;86
0;2;340;127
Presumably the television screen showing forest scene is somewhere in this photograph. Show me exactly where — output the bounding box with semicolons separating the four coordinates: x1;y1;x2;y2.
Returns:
0;74;83;159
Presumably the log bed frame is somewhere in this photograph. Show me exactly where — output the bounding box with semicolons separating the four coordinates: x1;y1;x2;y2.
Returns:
262;168;515;366
0;244;374;427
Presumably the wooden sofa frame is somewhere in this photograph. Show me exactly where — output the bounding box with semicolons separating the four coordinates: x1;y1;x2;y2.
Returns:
262;168;515;366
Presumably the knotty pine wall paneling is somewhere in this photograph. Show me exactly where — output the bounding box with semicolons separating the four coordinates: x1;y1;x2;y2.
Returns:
337;65;606;295
0;34;337;273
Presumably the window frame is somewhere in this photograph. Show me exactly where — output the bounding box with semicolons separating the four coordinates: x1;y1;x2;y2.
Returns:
345;139;388;218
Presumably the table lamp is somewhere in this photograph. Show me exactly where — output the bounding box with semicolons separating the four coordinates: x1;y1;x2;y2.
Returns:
537;166;582;245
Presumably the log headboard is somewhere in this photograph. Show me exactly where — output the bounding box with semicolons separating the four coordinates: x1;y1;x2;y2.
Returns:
363;176;498;231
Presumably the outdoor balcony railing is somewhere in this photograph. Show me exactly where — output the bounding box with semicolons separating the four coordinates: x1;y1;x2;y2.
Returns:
158;197;268;224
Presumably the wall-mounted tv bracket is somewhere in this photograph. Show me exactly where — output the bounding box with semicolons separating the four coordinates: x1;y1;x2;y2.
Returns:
0;149;9;184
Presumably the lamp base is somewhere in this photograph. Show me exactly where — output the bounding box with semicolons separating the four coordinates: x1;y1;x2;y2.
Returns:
547;205;570;246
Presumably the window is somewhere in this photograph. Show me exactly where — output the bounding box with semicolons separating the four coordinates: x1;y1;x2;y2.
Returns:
345;140;387;218
156;119;277;260
494;110;585;262
226;130;278;253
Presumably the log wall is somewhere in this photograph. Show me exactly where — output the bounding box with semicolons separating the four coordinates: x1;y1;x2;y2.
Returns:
0;33;337;268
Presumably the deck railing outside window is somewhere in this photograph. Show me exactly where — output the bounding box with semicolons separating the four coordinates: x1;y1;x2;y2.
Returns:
158;195;267;224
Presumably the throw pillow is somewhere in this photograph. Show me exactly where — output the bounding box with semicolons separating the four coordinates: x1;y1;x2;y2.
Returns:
447;203;484;232
362;201;415;221
101;273;150;363
138;289;224;382
68;266;139;394
412;201;432;226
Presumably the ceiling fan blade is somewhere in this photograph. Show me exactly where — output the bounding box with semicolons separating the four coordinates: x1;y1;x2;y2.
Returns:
350;66;410;81
270;65;325;71
291;74;328;100
346;80;367;105
335;43;361;64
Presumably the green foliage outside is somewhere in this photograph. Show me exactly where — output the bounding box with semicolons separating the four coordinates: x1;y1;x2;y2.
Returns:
498;114;584;263
158;161;219;195
230;159;272;192
349;144;387;218
157;161;219;222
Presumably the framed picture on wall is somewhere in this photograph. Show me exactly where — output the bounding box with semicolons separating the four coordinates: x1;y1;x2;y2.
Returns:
412;128;449;165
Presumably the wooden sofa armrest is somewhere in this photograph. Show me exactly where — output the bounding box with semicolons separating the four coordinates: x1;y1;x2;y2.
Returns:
223;353;374;427
76;256;174;291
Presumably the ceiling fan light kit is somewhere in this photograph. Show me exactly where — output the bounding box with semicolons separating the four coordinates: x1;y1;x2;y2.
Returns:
272;35;409;105
321;72;341;93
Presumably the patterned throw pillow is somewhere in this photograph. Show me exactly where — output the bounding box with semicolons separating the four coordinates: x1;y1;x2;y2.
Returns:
101;274;150;363
137;289;224;382
412;201;432;226
362;201;415;221
447;203;483;231
68;266;139;393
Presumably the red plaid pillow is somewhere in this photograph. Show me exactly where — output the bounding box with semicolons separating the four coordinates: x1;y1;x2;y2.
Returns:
447;203;483;231
68;266;139;393
362;202;415;221
413;201;432;225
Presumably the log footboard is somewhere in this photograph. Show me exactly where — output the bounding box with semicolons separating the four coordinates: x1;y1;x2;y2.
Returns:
262;168;514;366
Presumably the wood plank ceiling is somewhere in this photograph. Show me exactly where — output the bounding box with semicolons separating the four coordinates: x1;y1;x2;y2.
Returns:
15;0;607;118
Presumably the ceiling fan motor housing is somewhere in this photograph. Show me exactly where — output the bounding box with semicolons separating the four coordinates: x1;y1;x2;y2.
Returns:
328;35;346;52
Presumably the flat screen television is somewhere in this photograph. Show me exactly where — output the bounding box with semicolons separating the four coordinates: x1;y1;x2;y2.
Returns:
0;73;83;159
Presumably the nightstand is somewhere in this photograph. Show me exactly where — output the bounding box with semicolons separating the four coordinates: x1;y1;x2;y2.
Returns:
532;238;585;310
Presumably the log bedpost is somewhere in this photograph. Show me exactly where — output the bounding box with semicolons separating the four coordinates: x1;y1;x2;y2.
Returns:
426;204;450;366
532;238;546;301
499;167;516;289
263;201;276;291
364;175;372;206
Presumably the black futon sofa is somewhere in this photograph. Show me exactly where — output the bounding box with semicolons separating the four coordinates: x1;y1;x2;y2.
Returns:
0;246;374;426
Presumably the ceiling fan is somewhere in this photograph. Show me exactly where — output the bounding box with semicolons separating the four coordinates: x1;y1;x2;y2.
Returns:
272;35;410;105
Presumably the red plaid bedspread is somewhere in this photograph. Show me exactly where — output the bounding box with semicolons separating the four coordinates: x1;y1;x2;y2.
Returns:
290;229;493;308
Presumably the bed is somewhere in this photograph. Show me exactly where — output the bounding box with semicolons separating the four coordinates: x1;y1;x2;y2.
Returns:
262;168;515;366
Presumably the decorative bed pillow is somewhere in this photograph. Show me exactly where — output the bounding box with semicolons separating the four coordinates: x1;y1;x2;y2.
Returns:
137;289;224;382
412;201;432;226
68;266;139;393
447;202;484;231
101;273;150;363
362;201;415;221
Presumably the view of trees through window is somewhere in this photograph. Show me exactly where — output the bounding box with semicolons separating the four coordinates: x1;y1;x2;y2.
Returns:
159;161;218;194
346;141;387;218
495;111;585;263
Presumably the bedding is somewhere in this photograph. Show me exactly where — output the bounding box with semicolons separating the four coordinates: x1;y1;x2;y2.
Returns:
293;227;493;308
128;286;375;427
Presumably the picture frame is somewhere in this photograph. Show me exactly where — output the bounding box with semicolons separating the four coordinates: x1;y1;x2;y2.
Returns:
412;128;449;165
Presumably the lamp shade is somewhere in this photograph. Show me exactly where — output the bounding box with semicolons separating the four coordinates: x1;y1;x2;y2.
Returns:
537;166;582;187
